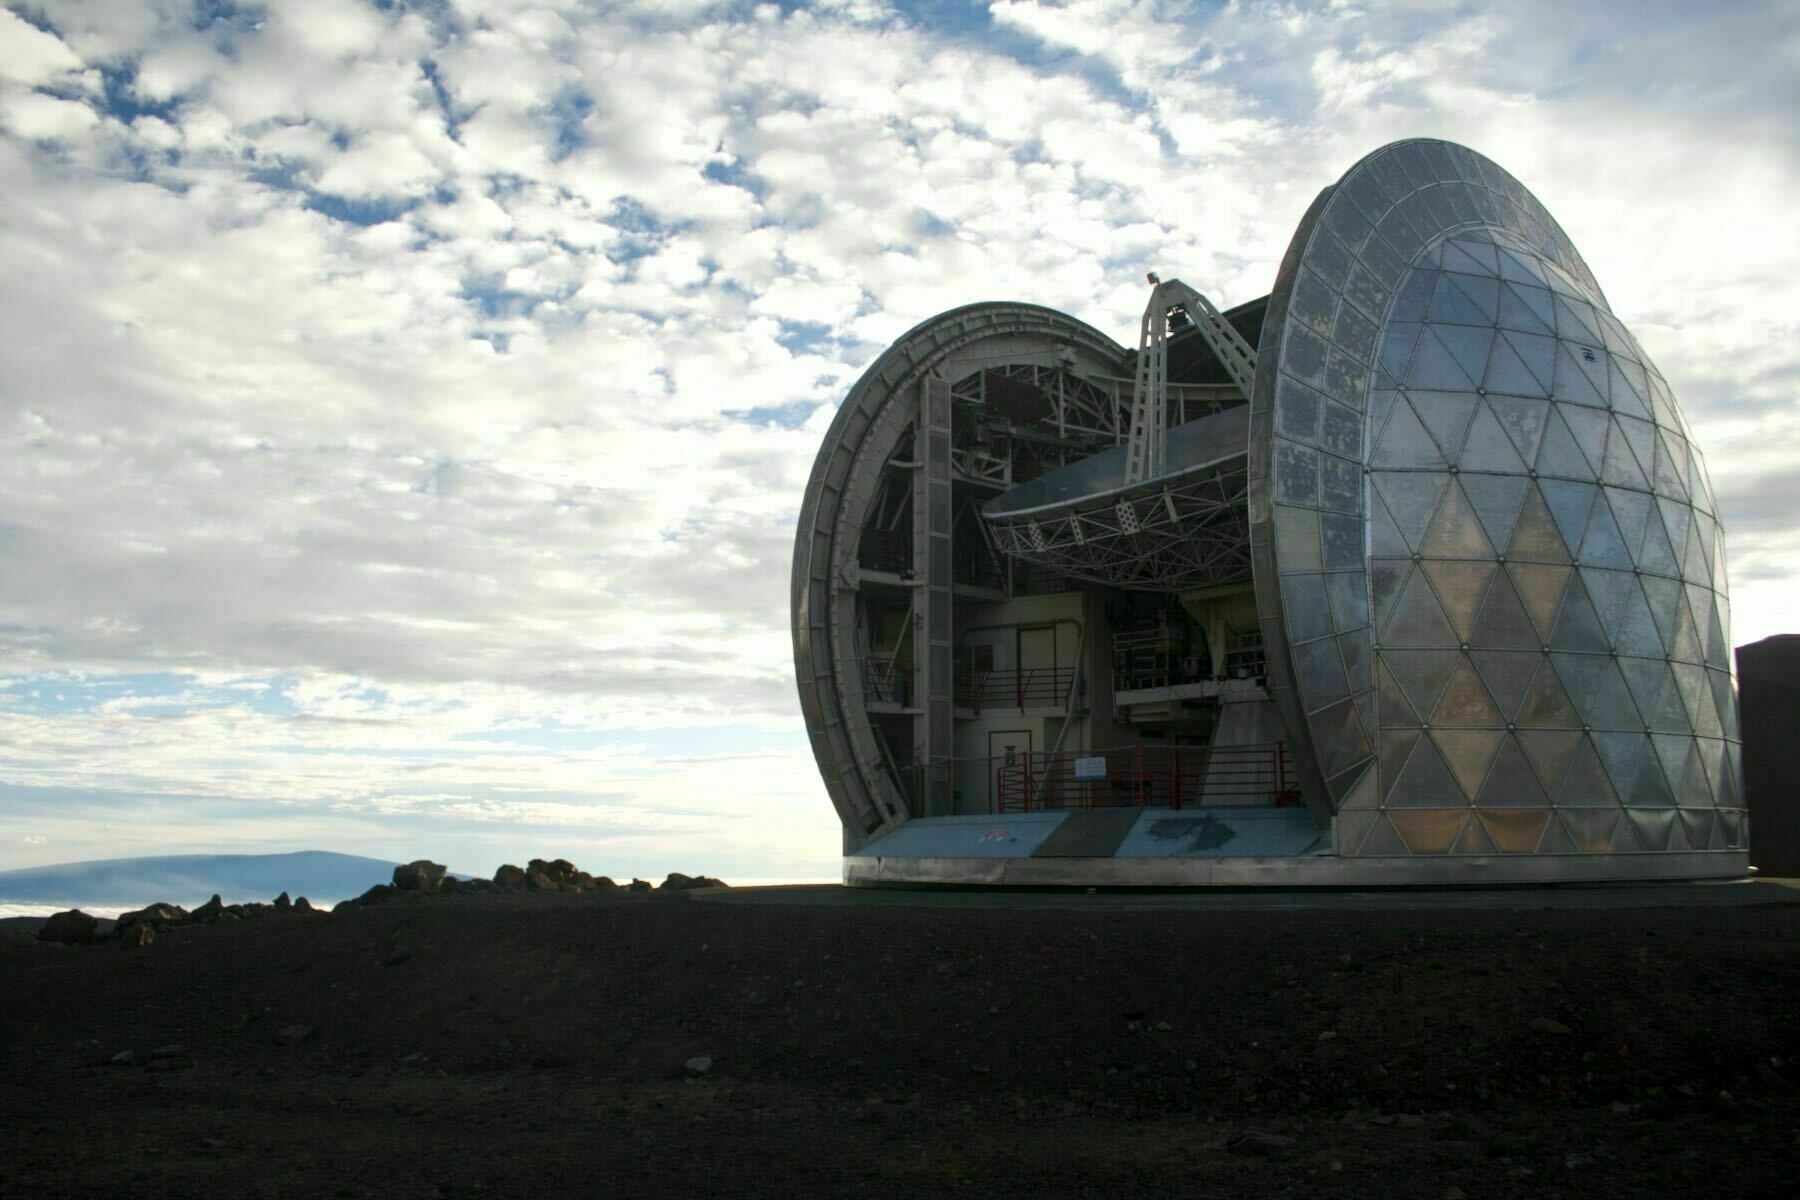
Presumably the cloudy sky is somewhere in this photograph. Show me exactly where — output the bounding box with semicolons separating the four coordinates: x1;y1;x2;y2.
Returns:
0;0;1794;881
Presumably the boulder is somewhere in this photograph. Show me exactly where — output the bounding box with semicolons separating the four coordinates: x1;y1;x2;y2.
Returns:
293;896;315;913
192;894;226;922
628;879;653;893
38;909;98;945
393;860;448;894
115;902;188;933
120;923;156;948
659;873;728;891
275;1024;313;1047
439;875;461;894
274;891;292;909
589;876;618;891
525;869;560;892
494;864;527;891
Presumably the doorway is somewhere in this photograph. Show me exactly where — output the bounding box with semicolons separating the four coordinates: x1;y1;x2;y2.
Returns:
987;728;1033;814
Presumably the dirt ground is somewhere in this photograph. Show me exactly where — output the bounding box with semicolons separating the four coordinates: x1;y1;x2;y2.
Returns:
2;886;1798;1198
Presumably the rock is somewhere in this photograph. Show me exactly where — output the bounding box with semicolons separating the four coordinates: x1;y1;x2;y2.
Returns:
528;858;580;886
38;910;98;945
193;894;225;922
1227;1129;1297;1158
274;891;292;909
1530;1017;1572;1036
149;1044;186;1060
393;860;448;894
589;875;618;890
120;923;156;948
494;864;527;891
525;869;560;892
661;872;697;891
685;1056;713;1076
275;1025;314;1047
293;896;315;913
109;1050;135;1066
355;883;399;907
628;879;653;893
115;902;188;932
439;875;460;894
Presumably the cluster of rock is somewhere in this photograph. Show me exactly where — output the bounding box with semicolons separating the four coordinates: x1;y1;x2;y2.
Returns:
33;858;729;941
337;858;729;909
36;890;321;947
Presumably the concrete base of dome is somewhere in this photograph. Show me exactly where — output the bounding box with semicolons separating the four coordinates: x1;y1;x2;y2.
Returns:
844;848;1749;888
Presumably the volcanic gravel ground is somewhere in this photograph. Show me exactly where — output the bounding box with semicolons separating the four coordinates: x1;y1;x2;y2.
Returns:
2;889;1798;1198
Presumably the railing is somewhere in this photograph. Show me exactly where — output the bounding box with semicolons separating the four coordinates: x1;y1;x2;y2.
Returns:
994;742;1293;812
861;656;914;707
858;527;911;574
955;666;1075;710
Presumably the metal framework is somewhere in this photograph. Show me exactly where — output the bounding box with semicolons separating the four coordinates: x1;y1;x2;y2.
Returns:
1125;277;1257;486
985;462;1252;590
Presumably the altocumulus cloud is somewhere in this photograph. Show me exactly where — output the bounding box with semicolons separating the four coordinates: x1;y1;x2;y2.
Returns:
0;0;1795;877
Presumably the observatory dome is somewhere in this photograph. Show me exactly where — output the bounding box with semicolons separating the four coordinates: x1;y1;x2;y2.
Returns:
790;138;1743;886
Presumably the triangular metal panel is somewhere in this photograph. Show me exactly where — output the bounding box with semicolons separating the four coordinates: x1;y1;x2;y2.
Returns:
1471;650;1543;720
1709;668;1740;741
1338;761;1380;811
1508;486;1574;564
1370;560;1411;632
1706;596;1731;673
1433;728;1505;796
1600;416;1651;489
1389;809;1469;855
1372;394;1447;468
1505;325;1562;391
1627;745;1678;808
1509;562;1571;641
1535;406;1598;482
1639;574;1683;656
1592;730;1653;799
1412;389;1479;461
1554;343;1608;408
1714;809;1739;849
1356;814;1411;856
1577;496;1633;569
1609;814;1644;852
1420;483;1497;560
1553;294;1606;347
1451;813;1500;854
1536;813;1578;855
1651;732;1694;799
1481;808;1551;853
1559;404;1612;476
1378;727;1422;799
1435;325;1496;387
1383;569;1460;648
1495;284;1555;337
1602;487;1652;562
1580;567;1635;633
1461;473;1529;551
1497;248;1551;288
1444;241;1499;277
1561;808;1621;853
1636;509;1679;576
1678;808;1715;851
1630;808;1677;851
1549;653;1608;721
1537;479;1599;556
1432;273;1499;325
1433;660;1505;727
1585;659;1646;730
1476;734;1551;807
1486;395;1551;467
1406;327;1480;390
1549;573;1610;653
1676;750;1713;809
1653;433;1690;501
1657;496;1690;566
1335;809;1379;852
1562;734;1634;805
1619;657;1672;731
1484;332;1550;396
1607;355;1651;420
1381;649;1458;723
1422;560;1496;640
1468;568;1542;650
1371;471;1450;553
1613;578;1665;658
1458;402;1530;473
1516;729;1582;798
1370;491;1410;559
1682;522;1713;589
1380;322;1424;380
1617;416;1659;487
1516;656;1583;728
1387;732;1469;807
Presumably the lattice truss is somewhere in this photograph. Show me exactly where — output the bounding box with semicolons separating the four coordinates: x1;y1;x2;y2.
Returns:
986;462;1253;591
947;363;1122;488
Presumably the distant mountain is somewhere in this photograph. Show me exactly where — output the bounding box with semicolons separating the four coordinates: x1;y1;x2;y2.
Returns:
0;851;407;909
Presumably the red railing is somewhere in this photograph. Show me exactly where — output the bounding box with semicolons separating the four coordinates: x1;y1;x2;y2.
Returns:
993;742;1293;812
954;666;1075;710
